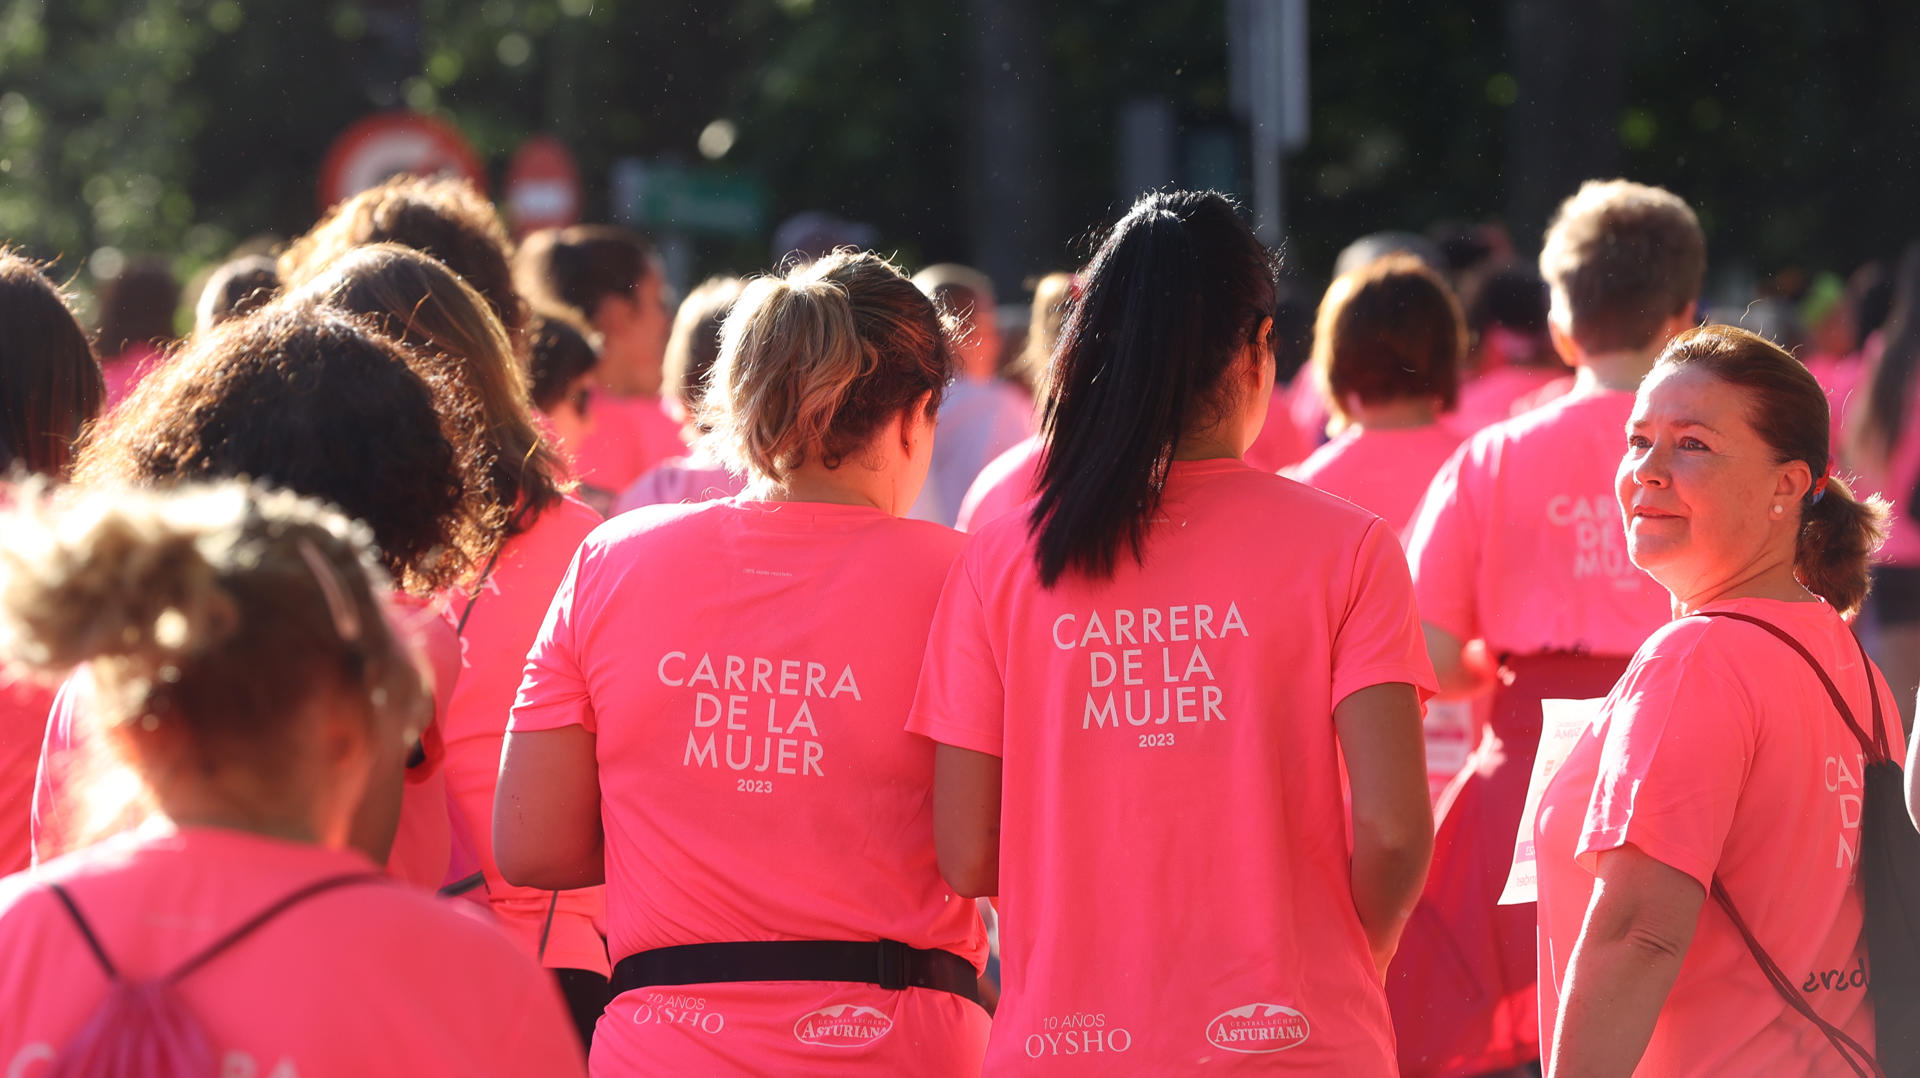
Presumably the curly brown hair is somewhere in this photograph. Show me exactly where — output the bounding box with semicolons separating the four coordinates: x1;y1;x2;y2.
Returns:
74;303;493;594
289;243;567;540
279;175;529;353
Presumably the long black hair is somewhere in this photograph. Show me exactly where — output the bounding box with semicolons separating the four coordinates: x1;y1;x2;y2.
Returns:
1029;190;1276;587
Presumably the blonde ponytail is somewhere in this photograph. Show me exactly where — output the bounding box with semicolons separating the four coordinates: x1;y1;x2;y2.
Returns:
698;250;952;487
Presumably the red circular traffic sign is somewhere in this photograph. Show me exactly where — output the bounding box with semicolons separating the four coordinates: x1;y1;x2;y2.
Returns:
317;111;487;212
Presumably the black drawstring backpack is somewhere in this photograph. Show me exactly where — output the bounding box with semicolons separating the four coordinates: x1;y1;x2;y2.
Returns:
1702;611;1920;1078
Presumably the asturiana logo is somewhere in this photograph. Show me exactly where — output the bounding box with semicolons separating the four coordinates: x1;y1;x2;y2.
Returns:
1205;1003;1310;1054
793;1005;894;1047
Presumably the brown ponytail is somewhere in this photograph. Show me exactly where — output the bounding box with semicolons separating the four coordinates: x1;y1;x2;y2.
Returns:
1655;324;1890;617
1796;475;1889;618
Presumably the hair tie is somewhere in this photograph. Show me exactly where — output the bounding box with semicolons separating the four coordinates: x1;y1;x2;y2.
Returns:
1811;458;1832;505
296;538;362;644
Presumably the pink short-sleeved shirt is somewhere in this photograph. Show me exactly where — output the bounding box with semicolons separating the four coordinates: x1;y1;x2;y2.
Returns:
0;826;583;1076
611;454;746;515
572;394;686;494
1285;424;1464;538
1535;599;1894;1076
955;435;1043;534
1447;366;1569;436
1405;388;1672;656
440;497;606;973
910;459;1435;1074
1841;375;1920;567
0;676;50;877
510;499;989;1075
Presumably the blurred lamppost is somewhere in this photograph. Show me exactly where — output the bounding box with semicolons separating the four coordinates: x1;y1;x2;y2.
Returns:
1229;0;1309;246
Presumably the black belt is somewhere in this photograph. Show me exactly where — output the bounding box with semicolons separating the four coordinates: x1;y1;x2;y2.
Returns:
612;940;981;1005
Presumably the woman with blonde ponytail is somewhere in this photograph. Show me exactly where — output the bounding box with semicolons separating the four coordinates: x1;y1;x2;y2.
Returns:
1534;325;1902;1076
495;250;989;1075
0;481;581;1078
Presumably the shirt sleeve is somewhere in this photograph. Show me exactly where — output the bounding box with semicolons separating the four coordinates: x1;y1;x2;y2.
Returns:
1576;631;1754;888
1404;438;1482;642
907;551;1007;757
508;543;597;735
1331;519;1440;709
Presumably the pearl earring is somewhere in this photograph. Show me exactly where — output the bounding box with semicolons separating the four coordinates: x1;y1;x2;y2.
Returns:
1772;504;1784;516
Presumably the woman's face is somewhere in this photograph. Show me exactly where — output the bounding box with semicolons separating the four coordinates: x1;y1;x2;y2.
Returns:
593;263;672;396
1617;364;1806;605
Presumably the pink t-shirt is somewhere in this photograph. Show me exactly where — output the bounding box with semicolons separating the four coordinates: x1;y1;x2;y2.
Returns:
572;394;687;494
510;499;990;1075
955;435;1043;534
32;601;461;890
611;453;746;516
98;345;163;412
440;496;606;974
0;676;50;877
0;826;582;1076
1535;599;1893;1076
1447;366;1568;436
1840;374;1920;566
1406;388;1672;656
1285;424;1464;538
909;459;1436;1074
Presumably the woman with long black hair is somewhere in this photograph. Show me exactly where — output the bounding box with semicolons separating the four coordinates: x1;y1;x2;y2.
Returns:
912;190;1435;1074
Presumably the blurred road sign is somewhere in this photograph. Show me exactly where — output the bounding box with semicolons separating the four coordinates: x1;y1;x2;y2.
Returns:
317;111;486;212
505;134;582;237
611;158;767;238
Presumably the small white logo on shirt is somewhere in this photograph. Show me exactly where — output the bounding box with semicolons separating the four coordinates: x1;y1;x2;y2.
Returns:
793;1004;893;1047
1205;1003;1310;1053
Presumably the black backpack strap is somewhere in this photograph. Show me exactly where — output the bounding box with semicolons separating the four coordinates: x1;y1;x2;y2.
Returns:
1696;611;1882;761
46;882;119;980
46;872;382;987
1711;880;1882;1078
1694;610;1888;1077
165;872;382;984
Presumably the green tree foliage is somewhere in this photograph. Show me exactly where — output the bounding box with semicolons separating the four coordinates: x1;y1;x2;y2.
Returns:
2;0;1917;303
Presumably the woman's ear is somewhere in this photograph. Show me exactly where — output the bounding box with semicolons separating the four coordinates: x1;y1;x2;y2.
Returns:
1775;459;1814;503
902;389;936;455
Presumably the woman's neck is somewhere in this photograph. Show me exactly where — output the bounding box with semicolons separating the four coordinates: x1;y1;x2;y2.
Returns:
1348;396;1439;431
755;462;896;513
1671;552;1817;615
1574;349;1658;395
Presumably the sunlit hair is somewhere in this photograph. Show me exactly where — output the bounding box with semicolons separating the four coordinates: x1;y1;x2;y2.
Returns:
1539;179;1704;354
279;175;528;352
663;275;745;435
1654;324;1888;617
1008;271;1076;404
290;242;566;539
699;250;952;488
1032;190;1277;587
0;249;104;478
193;254;279;333
75;303;490;595
1312;253;1464;425
0;479;429;1073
